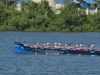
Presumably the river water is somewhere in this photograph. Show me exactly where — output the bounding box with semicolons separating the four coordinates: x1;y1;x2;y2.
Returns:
0;32;100;75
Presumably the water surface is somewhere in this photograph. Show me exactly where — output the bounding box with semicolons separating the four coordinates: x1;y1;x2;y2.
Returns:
0;32;100;75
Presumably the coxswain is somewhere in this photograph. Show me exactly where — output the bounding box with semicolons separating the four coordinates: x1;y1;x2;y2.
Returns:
23;41;29;47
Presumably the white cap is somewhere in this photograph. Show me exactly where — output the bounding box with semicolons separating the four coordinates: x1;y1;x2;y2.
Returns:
91;45;94;47
47;43;50;45
80;44;83;47
76;45;78;47
37;42;39;44
54;43;57;44
58;43;61;45
43;43;45;45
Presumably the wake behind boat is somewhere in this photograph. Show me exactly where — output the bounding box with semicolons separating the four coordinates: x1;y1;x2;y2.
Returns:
14;41;100;55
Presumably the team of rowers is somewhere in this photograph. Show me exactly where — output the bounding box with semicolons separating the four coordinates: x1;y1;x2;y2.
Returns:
23;41;99;51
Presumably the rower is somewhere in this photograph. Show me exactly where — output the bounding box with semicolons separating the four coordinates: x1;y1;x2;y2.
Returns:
87;45;91;50
91;45;98;51
36;42;41;49
64;44;67;50
42;43;46;49
46;43;51;50
32;42;37;48
75;45;79;50
57;43;62;50
91;45;95;50
67;44;73;50
79;44;85;50
54;43;58;49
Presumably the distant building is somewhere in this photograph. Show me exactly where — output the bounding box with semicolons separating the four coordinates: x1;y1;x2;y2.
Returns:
75;0;98;15
16;0;98;15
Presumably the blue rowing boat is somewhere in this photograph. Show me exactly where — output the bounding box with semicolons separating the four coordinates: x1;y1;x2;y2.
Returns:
14;42;100;55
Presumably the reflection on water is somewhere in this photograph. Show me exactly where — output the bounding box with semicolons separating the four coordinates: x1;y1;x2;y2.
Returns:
0;32;100;75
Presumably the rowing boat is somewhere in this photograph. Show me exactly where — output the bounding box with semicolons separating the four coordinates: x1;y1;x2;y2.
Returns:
14;42;100;55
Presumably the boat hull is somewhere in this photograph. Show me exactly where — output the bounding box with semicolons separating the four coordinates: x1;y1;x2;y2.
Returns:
14;44;32;53
14;44;100;55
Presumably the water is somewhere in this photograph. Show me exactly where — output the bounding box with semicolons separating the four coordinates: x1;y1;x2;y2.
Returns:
0;32;100;75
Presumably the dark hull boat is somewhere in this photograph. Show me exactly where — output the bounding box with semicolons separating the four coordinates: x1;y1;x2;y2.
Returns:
14;42;100;55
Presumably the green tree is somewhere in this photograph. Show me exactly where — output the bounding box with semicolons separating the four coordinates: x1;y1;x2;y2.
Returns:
0;1;9;26
60;1;86;31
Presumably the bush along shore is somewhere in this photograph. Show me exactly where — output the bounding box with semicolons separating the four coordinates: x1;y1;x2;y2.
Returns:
0;0;100;32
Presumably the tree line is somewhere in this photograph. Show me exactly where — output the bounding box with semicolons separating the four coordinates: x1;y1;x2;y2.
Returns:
0;0;100;32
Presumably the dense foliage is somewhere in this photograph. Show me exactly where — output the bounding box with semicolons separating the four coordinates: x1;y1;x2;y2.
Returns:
0;0;100;32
